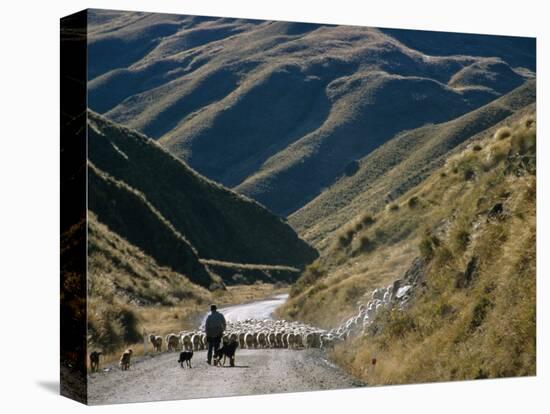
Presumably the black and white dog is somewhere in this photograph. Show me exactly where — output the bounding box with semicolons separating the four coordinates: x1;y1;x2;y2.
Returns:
177;350;193;368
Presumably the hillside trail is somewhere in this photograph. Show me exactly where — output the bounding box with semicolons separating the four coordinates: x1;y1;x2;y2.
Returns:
88;294;363;404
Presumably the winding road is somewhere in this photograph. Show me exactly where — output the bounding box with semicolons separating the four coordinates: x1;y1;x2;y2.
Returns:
88;294;363;405
201;293;289;325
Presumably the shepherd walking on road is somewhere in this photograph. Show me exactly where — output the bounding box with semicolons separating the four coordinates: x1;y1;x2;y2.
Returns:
205;304;227;365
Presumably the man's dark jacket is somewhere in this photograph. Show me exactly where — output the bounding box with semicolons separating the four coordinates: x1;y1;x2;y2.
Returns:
205;310;226;338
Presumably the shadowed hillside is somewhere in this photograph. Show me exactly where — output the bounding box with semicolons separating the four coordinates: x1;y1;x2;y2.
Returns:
88;111;317;271
87;9;535;216
88;162;215;287
290;80;535;248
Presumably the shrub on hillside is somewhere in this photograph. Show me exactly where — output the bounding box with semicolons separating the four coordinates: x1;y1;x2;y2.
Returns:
352;213;375;232
419;233;440;260
454;229;470;252
408;196;420;208
337;228;355;248
456;155;479;181
344;160;360;176
360;213;375;226
290;262;327;297
384;310;417;340
419;237;434;260
511;125;536;156
88;301;141;353
357;235;373;253
345;284;364;302
388;203;399;212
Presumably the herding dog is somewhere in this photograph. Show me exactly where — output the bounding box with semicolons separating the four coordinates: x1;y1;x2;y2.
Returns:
177;350;193;368
213;340;238;367
89;351;102;373
119;349;132;371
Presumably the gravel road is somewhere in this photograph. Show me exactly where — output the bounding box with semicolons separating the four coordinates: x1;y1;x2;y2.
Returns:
201;293;289;325
88;294;363;405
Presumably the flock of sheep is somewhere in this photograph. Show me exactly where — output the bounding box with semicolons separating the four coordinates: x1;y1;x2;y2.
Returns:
146;280;415;357
326;257;425;343
149;319;330;353
323;281;415;343
97;275;419;373
145;279;417;357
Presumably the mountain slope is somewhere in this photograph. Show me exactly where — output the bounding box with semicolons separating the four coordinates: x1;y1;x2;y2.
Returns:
289;80;535;248
87;213;210;352
88;111;318;271
88;162;214;287
87;9;535;216
278;114;536;383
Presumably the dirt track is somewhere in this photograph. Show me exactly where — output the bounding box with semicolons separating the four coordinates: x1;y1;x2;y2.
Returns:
88;294;364;404
88;348;363;404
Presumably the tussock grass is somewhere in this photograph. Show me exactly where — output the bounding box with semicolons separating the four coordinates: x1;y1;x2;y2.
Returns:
494;126;512;140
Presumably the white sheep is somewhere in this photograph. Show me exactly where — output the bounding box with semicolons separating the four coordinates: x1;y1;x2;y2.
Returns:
149;334;163;352
244;332;255;349
180;333;192;351
257;331;268;348
165;333;179;352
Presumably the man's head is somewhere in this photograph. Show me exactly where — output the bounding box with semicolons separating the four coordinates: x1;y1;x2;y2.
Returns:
210;304;217;312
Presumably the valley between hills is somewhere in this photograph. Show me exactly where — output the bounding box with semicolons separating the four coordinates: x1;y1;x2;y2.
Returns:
65;9;536;386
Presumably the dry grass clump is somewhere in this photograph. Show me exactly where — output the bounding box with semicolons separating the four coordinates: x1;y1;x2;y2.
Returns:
289;262;327;298
494;126;512;140
357;213;375;227
88;299;141;353
388;203;400;212
337;228;355;248
407;196;420;209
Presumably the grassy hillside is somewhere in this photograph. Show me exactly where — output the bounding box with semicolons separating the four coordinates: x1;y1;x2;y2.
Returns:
88;163;215;288
290;81;535;249
278;114;535;383
88;111;317;269
87;213;210;352
87;9;535;216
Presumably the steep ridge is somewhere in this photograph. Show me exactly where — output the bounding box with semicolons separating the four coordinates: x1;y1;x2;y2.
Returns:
87;9;535;216
88;162;214;287
290;80;535;248
379;28;536;70
88;111;317;270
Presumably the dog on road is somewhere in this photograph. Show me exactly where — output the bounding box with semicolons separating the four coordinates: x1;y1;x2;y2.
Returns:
89;351;102;372
213;340;238;367
178;350;194;368
119;349;132;371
